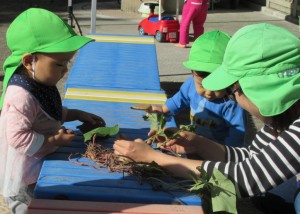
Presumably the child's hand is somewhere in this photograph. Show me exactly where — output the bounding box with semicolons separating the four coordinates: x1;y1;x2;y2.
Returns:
67;109;106;127
78;111;106;126
45;128;76;147
164;131;200;154
149;105;164;113
52;128;76;146
147;129;166;144
113;138;156;163
130;104;169;114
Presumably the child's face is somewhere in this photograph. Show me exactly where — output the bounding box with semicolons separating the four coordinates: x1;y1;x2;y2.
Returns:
230;84;272;125
32;52;75;86
192;71;227;100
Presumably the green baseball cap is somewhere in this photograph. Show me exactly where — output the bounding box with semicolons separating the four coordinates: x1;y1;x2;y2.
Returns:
183;30;231;72
202;23;300;116
1;8;94;108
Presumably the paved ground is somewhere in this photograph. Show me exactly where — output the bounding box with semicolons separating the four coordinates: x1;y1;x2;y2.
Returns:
0;0;299;213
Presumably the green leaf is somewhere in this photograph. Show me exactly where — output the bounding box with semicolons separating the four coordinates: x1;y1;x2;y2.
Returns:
209;169;237;214
83;125;119;142
188;168;237;213
158;113;166;130
143;113;159;130
143;113;167;131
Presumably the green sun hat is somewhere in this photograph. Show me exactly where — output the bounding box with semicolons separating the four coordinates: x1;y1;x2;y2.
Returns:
202;23;300;116
182;30;231;73
0;8;94;109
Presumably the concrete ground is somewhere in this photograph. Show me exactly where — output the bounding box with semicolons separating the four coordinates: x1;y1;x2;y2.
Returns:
0;0;299;213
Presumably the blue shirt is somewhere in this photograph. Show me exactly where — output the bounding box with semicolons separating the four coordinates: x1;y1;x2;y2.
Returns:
165;77;246;147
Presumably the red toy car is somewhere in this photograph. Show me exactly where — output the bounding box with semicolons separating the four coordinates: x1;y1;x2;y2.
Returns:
138;3;180;42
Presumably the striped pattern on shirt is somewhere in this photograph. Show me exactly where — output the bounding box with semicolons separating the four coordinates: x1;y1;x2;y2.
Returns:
202;118;300;198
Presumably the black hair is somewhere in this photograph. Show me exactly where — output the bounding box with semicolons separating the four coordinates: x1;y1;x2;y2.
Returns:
192;70;210;78
271;100;300;136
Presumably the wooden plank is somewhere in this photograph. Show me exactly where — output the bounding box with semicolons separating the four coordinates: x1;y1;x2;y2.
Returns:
28;199;204;214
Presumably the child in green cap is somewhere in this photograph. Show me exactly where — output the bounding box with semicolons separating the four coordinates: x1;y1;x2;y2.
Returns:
149;30;246;147
114;23;300;213
0;8;105;213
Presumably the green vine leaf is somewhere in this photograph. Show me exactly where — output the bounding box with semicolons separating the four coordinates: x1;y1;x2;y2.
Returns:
82;125;119;142
143;113;237;213
189;167;237;214
209;169;237;213
143;113;166;131
143;112;195;148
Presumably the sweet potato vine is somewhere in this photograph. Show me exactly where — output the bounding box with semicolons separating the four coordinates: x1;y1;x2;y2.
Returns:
69;113;237;213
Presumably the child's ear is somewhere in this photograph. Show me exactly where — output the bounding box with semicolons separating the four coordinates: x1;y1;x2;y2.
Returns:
22;53;35;71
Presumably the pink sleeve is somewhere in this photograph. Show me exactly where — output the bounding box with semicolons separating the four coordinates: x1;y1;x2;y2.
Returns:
4;86;44;155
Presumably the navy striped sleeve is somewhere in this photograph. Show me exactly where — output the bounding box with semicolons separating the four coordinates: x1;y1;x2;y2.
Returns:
202;118;300;198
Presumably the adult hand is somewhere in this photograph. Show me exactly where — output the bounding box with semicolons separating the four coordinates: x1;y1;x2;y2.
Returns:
113;139;156;163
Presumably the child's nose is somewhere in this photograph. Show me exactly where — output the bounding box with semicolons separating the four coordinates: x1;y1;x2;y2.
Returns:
205;90;214;98
205;90;213;96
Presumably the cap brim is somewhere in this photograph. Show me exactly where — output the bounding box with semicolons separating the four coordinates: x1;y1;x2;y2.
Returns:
36;35;94;53
3;35;94;90
1;35;94;109
202;65;240;90
183;61;221;73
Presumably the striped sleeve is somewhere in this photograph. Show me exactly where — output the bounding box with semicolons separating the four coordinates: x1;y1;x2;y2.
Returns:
202;118;300;198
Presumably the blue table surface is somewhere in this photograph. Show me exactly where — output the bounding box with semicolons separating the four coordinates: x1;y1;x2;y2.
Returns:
62;98;176;133
34;136;201;205
65;41;161;92
34;99;202;205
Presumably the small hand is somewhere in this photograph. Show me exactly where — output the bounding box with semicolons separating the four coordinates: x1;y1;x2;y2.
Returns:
149;105;164;113
52;128;76;146
164;131;199;154
113;138;155;162
147;127;179;145
147;129;167;145
78;111;106;127
130;104;152;112
130;104;164;114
